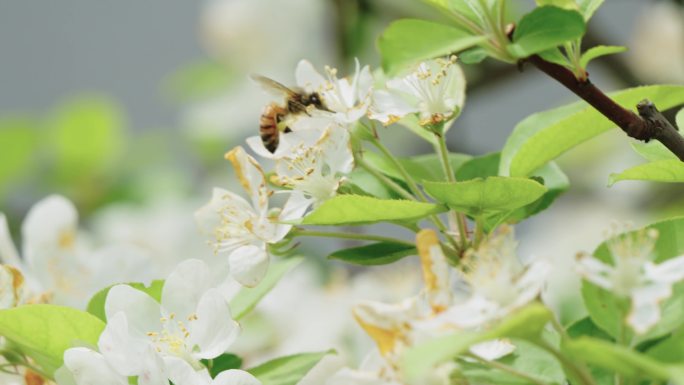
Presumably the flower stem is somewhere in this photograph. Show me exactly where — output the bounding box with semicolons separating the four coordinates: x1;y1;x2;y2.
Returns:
367;135;429;202
291;229;414;246
434;133;469;249
356;156;414;201
465;353;551;385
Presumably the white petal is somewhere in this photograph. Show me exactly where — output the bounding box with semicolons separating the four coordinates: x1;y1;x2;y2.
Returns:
63;347;128;385
627;283;673;334
469;339;516;361
368;90;417;125
98;312;149;375
137;345;168;385
509;260;549;311
21;194;78;266
437;296;500;328
229;245;269;287
295;59;326;92
190;288;240;359
161;259;213;321
646;255;684;283
214;369;263;385
165;357;212;385
104;285;161;336
0;213;21;266
575;253;615;290
225;147;269;214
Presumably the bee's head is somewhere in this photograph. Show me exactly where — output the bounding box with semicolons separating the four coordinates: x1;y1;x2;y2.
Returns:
304;92;330;111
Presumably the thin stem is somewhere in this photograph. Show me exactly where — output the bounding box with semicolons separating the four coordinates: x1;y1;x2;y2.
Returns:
434;133;469;249
465;353;551;385
356;156;415;201
368;135;429;202
292;229;414;245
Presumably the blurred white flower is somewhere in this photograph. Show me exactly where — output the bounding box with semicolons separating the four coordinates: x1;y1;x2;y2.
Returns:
576;227;684;334
166;357;260;385
0;195;155;308
369;57;466;128
196;146;308;287
59;259;239;385
296;59;373;125
274;125;354;208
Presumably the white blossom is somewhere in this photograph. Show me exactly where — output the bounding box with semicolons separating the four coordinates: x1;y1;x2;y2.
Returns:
576;227;684;334
196;146;308;287
274;124;354;208
369;57;466;128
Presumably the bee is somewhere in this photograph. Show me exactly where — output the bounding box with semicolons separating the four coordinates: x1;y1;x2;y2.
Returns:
251;74;328;153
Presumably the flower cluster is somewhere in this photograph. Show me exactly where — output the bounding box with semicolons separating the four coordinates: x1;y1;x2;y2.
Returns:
196;57;467;288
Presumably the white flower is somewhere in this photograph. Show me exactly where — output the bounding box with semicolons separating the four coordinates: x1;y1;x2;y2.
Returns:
431;226;549;330
57;347;129;385
369;57;466;128
94;259;238;384
165;357;261;385
196;146;308;287
576;227;684;334
0;196;155;307
274;124;354;208
295;58;373;125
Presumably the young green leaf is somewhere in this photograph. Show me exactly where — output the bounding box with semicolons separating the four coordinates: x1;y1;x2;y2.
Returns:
423;177;547;217
508;6;586;58
609;159;684;185
86;280;164;322
328;242;416;266
378;19;487;75
230;257;302;320
535;0;579;10
579;45;627;69
501;85;684;177
648;329;684;364
365;151;471;182
301;195;447;226
576;0;605;20
0;305;105;376
402;304;553;382
248;350;333;385
204;353;243;378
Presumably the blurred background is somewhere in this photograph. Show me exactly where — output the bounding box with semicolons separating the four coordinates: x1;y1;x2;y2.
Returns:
1;0;683;366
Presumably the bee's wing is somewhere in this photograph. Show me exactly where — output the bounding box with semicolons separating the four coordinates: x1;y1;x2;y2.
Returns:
250;74;299;99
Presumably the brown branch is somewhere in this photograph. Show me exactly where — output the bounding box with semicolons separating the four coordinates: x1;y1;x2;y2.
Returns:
526;54;684;161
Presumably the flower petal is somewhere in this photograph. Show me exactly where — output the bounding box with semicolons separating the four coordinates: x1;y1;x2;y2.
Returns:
161;259;213;321
190;288;240;359
225;146;268;214
646;255;684;283
104;285;161;336
98;312;149;376
295;59;326;92
165;357;212;385
214;369;263;385
228;245;269;287
63;347;128;385
469;339;516;361
0;213;21;266
575;253;615;290
627;282;673;334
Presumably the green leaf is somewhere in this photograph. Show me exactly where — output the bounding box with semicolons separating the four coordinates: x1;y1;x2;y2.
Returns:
204;353;243;378
423;177;547;217
648;329;684;364
609;159;684;185
249;350;333;385
230;257;302;320
458;339;565;385
563;337;672;381
402;304;553;382
535;0;579;10
576;0;605;20
301;195;446;226
538;48;572;67
582;217;684;341
342;169;403;200
50;96;126;181
365;151;471;183
0;305;105;376
454;152;500;180
579;45;627;69
421;0;485;29
501;85;684;177
508;6;586;58
86;280;164;322
328;242;416;266
378;19;487;75
458;47;489;64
